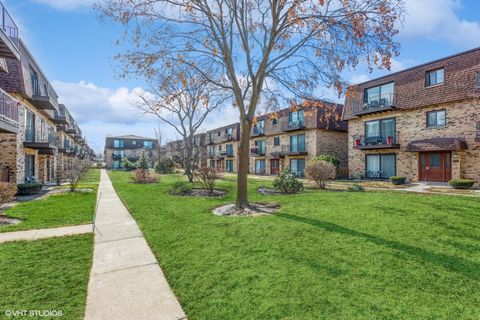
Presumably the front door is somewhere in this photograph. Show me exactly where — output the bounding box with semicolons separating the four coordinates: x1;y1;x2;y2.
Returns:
270;159;280;175
419;152;451;182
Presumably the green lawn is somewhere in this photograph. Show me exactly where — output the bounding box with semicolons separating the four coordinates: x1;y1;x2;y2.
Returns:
109;171;480;320
0;169;100;233
0;234;93;319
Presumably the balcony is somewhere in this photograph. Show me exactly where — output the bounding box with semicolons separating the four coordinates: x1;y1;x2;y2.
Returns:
251;126;265;137
353;132;400;150
280;144;307;156
0;2;20;60
24;130;57;154
208;151;216;158
112;153;124;160
54;105;69;125
250;146;266;157
30;82;58;111
352;93;395;116
0;87;19;133
282;120;305;132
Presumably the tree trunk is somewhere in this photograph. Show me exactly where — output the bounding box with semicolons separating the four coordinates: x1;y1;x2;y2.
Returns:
183;139;194;183
236;119;252;209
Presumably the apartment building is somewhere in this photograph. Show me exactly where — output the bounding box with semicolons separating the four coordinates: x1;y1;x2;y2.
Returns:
104;135;158;169
248;101;348;177
343;48;480;184
0;3;89;184
206;123;240;173
162;133;207;168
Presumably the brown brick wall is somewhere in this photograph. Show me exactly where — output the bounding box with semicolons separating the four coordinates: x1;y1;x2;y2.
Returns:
348;100;480;184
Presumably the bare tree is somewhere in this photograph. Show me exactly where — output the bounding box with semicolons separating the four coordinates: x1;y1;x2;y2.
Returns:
136;65;224;182
64;159;90;192
96;0;404;209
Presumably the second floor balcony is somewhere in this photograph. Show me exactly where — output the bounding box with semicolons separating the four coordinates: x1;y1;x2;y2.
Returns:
353;132;400;150
30;81;59;111
0;87;19;134
352;93;395;116
54;105;69;125
250;146;266;156
24;128;57;152
282;120;305;132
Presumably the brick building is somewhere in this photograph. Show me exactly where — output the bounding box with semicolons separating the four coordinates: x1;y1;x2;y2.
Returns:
104;135;158;169
206;123;241;173
162;133;207;168
248;101;348;177
343;47;480;184
0;5;89;184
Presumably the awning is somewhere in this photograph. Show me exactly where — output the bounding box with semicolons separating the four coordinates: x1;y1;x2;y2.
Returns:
406;137;468;152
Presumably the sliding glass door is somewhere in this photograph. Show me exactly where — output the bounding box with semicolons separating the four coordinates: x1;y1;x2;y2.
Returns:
365;154;396;179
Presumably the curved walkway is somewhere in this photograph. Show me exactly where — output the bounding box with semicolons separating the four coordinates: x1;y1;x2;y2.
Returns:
85;170;186;320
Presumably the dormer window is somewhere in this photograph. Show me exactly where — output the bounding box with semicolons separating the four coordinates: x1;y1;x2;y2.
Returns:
425;68;444;87
476;72;480;88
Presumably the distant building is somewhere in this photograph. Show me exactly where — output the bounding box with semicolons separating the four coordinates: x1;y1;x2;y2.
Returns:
104;135;158;169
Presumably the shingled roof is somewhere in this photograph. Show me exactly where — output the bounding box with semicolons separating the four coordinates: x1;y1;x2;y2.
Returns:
405;137;468;152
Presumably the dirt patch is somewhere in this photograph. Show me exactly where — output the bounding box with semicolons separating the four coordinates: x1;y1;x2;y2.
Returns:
0;215;21;226
213;202;280;216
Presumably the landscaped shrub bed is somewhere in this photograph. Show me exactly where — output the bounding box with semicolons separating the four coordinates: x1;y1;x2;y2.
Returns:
16;183;43;195
448;179;475;189
390;176;407;185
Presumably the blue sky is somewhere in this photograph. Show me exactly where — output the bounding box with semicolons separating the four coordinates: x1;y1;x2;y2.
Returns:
4;0;480;152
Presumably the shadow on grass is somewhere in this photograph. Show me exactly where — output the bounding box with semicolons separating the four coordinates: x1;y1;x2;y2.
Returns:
276;213;480;281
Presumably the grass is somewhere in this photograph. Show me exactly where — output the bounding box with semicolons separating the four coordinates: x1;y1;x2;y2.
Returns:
0;169;100;233
0;234;93;319
108;171;480;320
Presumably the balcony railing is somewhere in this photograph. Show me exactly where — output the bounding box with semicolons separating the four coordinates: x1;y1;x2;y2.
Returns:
250;146;266;156
0;88;19;133
353;132;400;150
0;2;19;49
282;120;305;132
352;93;395;116
282;144;307;155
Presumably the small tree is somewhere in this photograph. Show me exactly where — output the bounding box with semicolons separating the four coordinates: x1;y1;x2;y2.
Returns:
305;160;336;190
137;152;150;171
313;155;340;168
0;182;17;208
195;167;220;195
64;160;90;192
154;158;175;174
273;169;304;194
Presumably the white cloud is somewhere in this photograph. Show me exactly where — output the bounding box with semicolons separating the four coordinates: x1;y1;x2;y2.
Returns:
401;0;480;47
52;80;240;153
30;0;94;10
350;74;370;84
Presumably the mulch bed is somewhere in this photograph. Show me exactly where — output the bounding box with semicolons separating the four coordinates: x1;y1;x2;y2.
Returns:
257;188;298;196
176;188;228;197
213;202;280;216
0;215;21;226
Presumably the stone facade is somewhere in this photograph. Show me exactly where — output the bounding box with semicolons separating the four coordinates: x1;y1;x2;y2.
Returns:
104;135;159;169
347;101;480;183
206;123;241;172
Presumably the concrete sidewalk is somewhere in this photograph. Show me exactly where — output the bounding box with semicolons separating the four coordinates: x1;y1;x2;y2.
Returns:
0;224;92;244
85;170;186;320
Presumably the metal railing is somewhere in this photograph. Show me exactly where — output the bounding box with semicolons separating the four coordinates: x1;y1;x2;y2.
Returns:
250;146;266;156
353;132;399;147
0;2;19;50
285;143;306;153
0;87;18;123
25;128;57;144
287;120;304;129
352;93;395;114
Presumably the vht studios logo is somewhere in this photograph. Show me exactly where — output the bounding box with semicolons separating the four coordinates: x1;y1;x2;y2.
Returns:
4;309;63;318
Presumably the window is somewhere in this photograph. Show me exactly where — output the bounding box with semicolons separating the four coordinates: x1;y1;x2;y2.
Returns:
476;72;480;88
365;154;396;179
226;127;233;136
426;68;444;87
226;144;234;156
218;145;222;151
113;161;121;169
253;120;265;135
113;150;124;157
255;159;266;175
209;146;215;156
272;118;278;125
364;82;394;108
274;137;280;146
364;118;396;144
289;110;304;127
217;131;221;136
25;155;35;182
113;139;124;148
132;140;136;145
25;110;35;142
226;160;234;172
209;160;215;168
143;141;153;148
290;134;306;152
427;110;446;127
255;140;266;154
290;159;305;177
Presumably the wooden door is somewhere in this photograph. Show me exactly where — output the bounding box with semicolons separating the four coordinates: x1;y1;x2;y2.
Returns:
418;152;451;182
270;159;280;175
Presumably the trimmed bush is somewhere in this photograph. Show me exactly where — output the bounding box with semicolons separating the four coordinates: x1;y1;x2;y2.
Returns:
17;183;43;195
0;182;17;205
155;158;175;174
195;167;220;194
305;160;336;189
169;181;192;195
448;179;475;189
390;176;407;185
273;169;304;194
313;154;340;168
348;184;365;192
